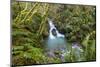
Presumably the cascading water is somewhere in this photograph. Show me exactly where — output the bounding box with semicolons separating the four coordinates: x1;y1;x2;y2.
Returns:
46;19;67;62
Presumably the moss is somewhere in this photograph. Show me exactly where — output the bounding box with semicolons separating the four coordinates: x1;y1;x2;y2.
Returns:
12;1;96;65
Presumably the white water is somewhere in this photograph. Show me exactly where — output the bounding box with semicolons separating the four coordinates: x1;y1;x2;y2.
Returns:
48;20;65;39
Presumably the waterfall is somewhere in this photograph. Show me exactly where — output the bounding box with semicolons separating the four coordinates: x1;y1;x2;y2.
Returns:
48;20;65;39
46;19;67;62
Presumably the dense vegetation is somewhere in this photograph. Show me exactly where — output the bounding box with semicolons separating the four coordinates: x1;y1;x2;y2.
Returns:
11;1;96;66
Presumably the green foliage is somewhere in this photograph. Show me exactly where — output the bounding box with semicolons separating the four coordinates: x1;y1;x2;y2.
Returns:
82;31;96;61
12;1;96;66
